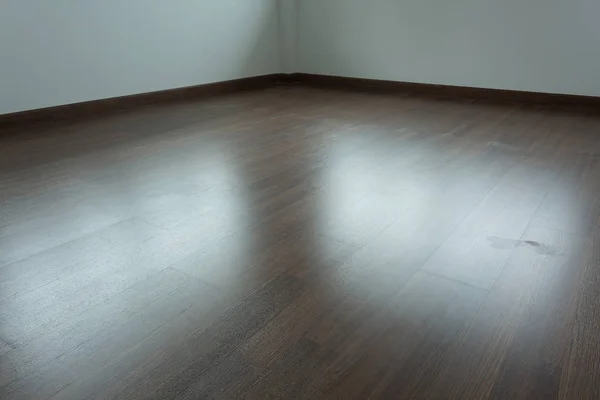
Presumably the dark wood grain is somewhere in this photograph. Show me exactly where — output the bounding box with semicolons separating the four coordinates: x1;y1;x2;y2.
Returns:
2;85;600;399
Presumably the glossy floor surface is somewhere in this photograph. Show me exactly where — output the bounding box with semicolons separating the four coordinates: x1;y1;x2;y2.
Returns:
1;86;600;399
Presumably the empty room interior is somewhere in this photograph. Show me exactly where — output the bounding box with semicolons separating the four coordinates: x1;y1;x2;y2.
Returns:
2;1;600;399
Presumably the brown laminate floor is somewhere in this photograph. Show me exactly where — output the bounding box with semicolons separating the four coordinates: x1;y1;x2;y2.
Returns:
1;86;600;399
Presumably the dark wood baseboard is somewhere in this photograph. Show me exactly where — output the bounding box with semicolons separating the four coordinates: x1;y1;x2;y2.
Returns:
0;74;287;131
3;72;598;132
289;73;600;108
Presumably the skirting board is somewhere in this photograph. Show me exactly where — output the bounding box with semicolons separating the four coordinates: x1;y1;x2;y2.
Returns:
3;72;598;131
0;74;287;131
286;73;600;108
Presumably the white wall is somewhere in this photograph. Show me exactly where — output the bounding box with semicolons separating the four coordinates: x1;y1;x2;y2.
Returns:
298;0;600;96
278;0;299;74
0;0;280;114
4;0;599;114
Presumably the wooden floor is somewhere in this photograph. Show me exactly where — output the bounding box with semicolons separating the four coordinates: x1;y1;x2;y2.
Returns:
1;85;600;400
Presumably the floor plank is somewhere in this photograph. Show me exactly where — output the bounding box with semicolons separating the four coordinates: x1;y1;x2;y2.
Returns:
1;86;600;399
0;339;11;356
